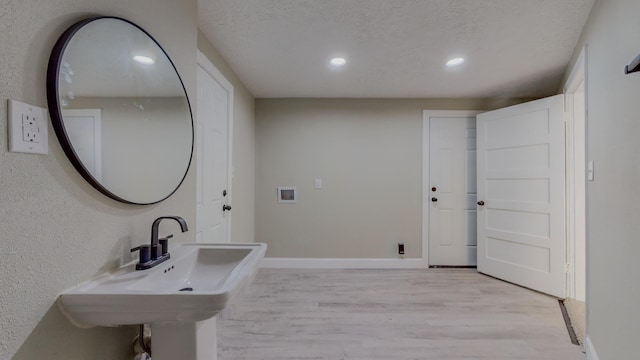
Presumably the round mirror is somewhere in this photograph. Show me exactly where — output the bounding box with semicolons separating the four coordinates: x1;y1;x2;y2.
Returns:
46;16;193;205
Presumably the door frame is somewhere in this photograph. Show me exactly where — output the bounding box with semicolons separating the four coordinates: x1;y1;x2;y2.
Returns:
422;110;481;266
564;46;587;301
196;50;234;243
61;108;102;182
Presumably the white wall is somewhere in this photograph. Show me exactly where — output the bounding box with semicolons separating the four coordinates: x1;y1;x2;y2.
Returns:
0;1;197;359
255;98;528;259
198;31;256;244
564;0;640;358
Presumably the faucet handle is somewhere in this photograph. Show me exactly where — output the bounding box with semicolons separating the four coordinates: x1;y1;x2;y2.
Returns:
131;244;151;264
158;235;173;256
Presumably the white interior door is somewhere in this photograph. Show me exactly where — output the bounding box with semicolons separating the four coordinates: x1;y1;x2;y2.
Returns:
427;113;478;266
62;109;102;182
196;52;233;243
476;95;565;297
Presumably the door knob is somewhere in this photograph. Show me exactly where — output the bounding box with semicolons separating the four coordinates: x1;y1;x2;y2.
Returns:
222;204;232;212
477;201;485;206
431;197;438;202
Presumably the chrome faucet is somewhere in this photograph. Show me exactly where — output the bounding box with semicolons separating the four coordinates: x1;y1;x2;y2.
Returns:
131;216;189;270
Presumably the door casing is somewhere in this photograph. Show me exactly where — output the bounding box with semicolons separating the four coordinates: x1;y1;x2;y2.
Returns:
564;47;587;302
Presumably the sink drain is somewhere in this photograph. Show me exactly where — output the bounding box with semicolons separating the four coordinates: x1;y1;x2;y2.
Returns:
178;287;193;292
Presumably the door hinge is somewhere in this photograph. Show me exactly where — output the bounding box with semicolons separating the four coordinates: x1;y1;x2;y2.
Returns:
565;263;571;273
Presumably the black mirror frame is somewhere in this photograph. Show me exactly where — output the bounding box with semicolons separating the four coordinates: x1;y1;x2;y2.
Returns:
46;16;194;205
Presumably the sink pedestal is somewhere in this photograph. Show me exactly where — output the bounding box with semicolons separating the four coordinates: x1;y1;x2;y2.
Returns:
151;317;217;360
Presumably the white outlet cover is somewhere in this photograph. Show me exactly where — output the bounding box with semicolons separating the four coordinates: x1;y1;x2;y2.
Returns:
8;99;48;154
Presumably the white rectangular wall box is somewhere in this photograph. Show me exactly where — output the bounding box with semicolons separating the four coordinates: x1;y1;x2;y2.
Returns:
277;186;297;204
7;99;48;154
315;178;322;189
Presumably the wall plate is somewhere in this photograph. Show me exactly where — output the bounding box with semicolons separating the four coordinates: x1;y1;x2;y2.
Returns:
277;186;297;204
8;99;48;154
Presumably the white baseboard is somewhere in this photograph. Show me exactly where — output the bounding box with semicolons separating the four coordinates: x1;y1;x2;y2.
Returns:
585;335;599;360
260;257;427;269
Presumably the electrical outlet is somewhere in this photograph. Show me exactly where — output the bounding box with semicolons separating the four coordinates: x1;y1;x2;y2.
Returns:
8;99;48;154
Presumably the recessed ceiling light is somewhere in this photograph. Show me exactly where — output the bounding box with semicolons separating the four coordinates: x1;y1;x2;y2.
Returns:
133;55;155;65
446;57;465;67
330;57;347;67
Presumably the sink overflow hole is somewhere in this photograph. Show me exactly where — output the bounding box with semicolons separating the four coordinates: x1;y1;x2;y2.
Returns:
163;265;175;273
179;287;193;292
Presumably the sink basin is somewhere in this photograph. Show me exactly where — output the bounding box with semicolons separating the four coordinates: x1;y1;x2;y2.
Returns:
58;243;266;327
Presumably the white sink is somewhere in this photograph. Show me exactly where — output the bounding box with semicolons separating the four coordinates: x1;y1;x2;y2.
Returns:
59;243;266;328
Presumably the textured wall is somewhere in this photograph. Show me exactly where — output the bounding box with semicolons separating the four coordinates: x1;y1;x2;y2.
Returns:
563;0;640;358
198;31;256;244
0;1;197;359
255;98;528;259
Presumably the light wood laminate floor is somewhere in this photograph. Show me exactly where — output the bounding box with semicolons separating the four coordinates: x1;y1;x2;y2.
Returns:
217;268;584;360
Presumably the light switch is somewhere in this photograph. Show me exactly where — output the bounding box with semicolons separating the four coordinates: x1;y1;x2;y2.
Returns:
587;161;594;181
315;178;322;189
8;99;48;154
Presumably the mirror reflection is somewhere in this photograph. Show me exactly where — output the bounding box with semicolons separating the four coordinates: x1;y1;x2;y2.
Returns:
48;17;193;204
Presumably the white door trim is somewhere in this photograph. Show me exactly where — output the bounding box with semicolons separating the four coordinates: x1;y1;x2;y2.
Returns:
422;110;481;267
563;46;587;301
196;50;234;243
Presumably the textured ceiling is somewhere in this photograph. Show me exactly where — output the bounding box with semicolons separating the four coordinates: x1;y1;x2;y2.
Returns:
198;0;595;98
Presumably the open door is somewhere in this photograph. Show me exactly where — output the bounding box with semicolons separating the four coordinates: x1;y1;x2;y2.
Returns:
476;95;566;297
